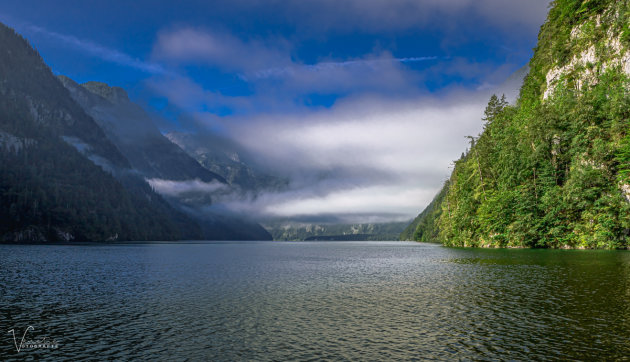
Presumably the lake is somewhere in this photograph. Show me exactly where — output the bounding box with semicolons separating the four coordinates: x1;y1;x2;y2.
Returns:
1;241;629;360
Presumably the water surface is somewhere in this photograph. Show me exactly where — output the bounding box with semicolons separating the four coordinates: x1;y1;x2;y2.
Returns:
1;241;629;360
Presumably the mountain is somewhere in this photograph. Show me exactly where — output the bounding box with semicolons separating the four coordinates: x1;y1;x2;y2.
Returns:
0;22;202;241
166;131;286;192
58;75;271;240
269;221;410;241
56;77;271;241
57;76;226;183
404;0;630;249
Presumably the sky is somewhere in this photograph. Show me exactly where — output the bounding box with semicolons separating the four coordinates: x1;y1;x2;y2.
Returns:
0;0;551;224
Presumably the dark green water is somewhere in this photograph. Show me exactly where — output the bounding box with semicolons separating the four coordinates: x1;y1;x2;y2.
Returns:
1;241;629;360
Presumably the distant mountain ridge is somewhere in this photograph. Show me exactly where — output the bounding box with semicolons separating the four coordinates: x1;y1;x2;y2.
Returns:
269;221;410;241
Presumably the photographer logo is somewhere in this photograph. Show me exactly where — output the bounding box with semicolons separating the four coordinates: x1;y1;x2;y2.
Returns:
7;326;59;352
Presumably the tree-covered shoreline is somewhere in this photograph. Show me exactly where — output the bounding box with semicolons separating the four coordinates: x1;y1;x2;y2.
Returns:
404;0;630;249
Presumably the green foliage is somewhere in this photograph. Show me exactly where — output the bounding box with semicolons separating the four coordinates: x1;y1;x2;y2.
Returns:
0;139;200;241
404;0;630;249
617;135;630;181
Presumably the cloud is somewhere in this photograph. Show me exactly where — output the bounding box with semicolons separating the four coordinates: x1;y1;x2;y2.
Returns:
23;24;166;74
151;28;442;97
245;56;439;80
194;89;495;223
225;93;485;175
146;178;227;196
146;75;253;115
146;28;526;224
195;0;550;36
141;3;536;224
263;185;437;222
214;184;439;224
253;55;428;96
299;0;552;33
149;88;496;224
146;54;436;117
153;28;291;72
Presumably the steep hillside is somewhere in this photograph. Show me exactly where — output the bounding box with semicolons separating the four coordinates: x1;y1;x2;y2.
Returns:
58;76;226;183
405;0;630;249
0;22;202;241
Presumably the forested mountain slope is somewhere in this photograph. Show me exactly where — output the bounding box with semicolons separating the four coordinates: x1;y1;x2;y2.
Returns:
404;0;630;248
0;22;202;241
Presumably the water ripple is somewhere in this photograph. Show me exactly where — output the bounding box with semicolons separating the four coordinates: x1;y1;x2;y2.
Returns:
0;242;629;360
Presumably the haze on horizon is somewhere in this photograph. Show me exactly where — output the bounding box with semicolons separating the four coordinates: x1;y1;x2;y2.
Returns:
0;0;551;224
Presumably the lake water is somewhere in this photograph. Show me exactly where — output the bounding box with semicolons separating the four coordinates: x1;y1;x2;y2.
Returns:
1;241;629;360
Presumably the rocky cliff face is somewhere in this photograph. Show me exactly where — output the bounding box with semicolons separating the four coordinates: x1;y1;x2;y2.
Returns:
539;2;630;205
543;5;630;99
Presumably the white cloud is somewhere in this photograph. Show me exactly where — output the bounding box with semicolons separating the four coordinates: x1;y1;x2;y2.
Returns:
146;178;228;196
226;94;484;176
141;2;534;223
210;0;551;35
153;28;291;72
152;28;436;97
263;185;439;222
146;40;520;223
203;91;492;222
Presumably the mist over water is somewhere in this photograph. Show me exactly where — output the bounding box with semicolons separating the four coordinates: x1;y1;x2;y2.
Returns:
1;242;629;360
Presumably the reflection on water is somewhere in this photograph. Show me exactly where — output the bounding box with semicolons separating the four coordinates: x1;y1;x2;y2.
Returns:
1;242;629;360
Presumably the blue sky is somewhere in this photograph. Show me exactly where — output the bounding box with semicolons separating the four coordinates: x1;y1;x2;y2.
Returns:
0;0;548;107
0;0;551;223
